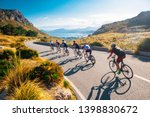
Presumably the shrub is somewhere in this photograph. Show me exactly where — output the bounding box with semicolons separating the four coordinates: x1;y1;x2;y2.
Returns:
0;49;16;60
90;42;103;47
0;60;14;80
16;48;38;59
137;38;150;52
6;80;52;100
29;61;63;87
0;60;38;93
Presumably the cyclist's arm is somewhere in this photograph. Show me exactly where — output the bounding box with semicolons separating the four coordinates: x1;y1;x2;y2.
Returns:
107;50;113;59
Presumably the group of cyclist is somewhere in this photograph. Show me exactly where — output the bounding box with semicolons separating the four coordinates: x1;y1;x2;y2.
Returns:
49;40;126;74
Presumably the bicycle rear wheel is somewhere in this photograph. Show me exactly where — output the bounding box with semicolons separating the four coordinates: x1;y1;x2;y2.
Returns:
74;50;78;57
115;78;131;95
78;51;83;58
66;49;69;56
101;72;116;85
90;55;96;65
109;60;117;72
122;64;133;79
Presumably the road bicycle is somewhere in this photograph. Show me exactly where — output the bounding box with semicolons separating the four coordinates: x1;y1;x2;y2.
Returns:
84;52;96;65
73;49;83;58
56;46;61;53
101;72;131;95
63;47;69;56
109;55;133;79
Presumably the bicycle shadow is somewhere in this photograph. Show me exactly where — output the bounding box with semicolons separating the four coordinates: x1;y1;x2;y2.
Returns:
64;61;94;76
49;54;65;60
87;72;131;100
58;57;80;66
39;50;50;54
40;52;57;57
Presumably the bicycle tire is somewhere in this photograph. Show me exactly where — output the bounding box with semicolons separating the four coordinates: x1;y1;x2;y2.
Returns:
101;72;116;85
122;64;133;79
74;50;78;57
78;51;83;58
90;55;96;65
115;78;131;95
109;60;117;72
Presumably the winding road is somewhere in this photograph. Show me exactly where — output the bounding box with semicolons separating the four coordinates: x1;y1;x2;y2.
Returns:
26;41;150;100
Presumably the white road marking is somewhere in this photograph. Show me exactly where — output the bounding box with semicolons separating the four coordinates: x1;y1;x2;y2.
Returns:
64;76;86;100
134;74;150;83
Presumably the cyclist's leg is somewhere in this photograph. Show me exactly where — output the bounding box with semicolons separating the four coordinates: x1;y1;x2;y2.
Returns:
116;56;125;74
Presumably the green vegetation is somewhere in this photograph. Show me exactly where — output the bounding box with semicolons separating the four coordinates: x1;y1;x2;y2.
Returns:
90;42;103;47
16;48;39;59
0;24;37;37
137;38;150;52
29;61;63;86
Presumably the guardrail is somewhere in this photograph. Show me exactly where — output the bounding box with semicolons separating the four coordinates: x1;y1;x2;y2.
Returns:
33;41;150;57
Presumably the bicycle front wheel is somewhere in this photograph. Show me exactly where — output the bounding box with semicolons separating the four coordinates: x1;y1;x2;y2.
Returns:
78;51;83;58
109;60;117;72
84;53;89;62
115;78;131;95
122;64;133;79
74;50;78;57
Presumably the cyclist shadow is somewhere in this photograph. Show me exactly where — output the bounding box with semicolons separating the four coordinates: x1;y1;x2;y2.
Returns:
64;61;94;76
87;72;131;100
41;52;57;57
58;57;80;66
49;54;65;60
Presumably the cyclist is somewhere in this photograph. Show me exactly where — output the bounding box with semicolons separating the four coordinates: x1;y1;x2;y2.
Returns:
73;41;80;52
55;40;61;52
107;44;126;74
49;41;54;50
82;44;92;55
62;40;68;54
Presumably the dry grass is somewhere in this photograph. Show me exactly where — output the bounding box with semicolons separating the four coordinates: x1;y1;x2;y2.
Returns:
7;80;53;100
76;32;150;52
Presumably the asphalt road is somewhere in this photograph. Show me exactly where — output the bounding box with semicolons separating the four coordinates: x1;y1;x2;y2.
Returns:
26;41;150;100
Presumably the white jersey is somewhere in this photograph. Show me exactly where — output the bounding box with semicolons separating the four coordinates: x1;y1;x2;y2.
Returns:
84;44;91;50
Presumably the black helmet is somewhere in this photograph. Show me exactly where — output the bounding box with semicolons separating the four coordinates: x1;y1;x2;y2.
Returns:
111;44;116;48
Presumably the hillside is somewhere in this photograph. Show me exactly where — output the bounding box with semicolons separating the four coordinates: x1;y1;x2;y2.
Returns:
0;9;48;37
93;11;150;35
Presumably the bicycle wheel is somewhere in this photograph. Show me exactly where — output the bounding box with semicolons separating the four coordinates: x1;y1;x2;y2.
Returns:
74;50;78;57
66;49;69;56
84;53;89;62
78;51;83;58
101;72;116;85
115;78;131;95
109;60;117;72
122;64;133;79
90;55;96;65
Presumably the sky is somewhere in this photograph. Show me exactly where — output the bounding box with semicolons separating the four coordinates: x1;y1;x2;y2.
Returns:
0;0;150;30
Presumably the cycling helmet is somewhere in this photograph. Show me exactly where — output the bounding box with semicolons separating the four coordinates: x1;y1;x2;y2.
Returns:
111;44;116;48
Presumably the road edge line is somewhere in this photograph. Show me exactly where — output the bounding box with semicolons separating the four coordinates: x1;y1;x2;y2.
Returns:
134;74;150;83
64;76;86;100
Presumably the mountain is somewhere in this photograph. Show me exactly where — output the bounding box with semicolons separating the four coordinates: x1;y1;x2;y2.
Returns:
42;27;96;39
0;9;48;37
93;11;150;35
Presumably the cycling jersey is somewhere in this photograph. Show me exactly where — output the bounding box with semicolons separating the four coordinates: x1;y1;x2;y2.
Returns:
62;42;68;48
50;42;54;46
73;43;80;49
110;48;125;57
56;42;60;46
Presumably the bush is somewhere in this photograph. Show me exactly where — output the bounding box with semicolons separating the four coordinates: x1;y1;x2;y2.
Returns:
0;24;37;37
0;60;14;80
90;42;103;47
16;48;38;59
29;61;63;87
138;38;150;52
6;80;52;100
0;49;16;60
